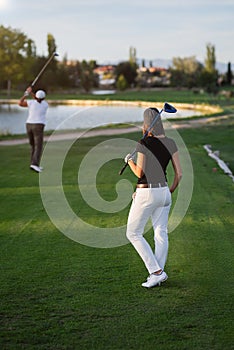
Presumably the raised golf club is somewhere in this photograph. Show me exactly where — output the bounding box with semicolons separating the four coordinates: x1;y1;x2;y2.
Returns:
30;52;59;88
119;102;177;175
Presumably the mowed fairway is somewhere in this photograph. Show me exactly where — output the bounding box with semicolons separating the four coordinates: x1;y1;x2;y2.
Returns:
0;122;233;350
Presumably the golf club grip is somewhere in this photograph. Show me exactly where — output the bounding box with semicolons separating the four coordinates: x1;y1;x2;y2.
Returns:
119;162;128;175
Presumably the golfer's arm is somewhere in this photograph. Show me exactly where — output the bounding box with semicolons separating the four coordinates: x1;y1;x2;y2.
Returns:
18;87;35;107
170;151;182;193
128;152;144;178
18;95;28;107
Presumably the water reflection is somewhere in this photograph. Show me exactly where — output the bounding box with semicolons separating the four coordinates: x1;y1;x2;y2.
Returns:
0;103;201;135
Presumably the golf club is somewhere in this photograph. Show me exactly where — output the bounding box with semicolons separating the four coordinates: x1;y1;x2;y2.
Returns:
119;102;177;175
31;52;59;87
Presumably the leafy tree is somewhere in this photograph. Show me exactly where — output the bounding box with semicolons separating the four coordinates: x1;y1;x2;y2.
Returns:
23;39;37;86
25;39;37;57
129;46;137;65
78;60;96;92
226;62;233;85
44;33;58;87
47;33;57;56
31;33;59;91
0;25;35;95
115;61;138;88
116;74;128;91
204;43;216;73
66;60;82;88
89;60;97;70
56;55;70;89
170;56;203;88
201;43;218;93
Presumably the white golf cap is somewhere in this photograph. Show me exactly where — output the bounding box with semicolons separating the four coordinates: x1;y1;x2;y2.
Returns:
35;90;46;99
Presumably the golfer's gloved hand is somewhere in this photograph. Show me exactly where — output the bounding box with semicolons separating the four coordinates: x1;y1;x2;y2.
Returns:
24;87;32;97
124;153;133;164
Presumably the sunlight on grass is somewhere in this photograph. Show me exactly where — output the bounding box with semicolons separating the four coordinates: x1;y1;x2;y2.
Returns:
0;123;233;349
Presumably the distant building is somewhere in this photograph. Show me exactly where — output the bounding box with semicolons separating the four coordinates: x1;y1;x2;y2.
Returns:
93;65;116;88
137;66;170;87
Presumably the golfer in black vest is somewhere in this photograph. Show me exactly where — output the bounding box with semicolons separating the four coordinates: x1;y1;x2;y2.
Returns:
125;107;182;288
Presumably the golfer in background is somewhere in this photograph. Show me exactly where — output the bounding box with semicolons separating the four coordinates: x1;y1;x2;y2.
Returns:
125;107;182;288
19;87;48;173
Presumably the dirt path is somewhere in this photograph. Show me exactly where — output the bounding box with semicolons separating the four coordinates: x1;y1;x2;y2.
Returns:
0;115;231;146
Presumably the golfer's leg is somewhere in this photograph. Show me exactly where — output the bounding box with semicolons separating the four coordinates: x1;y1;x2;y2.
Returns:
152;201;171;270
26;123;34;165
126;190;161;274
32;124;44;166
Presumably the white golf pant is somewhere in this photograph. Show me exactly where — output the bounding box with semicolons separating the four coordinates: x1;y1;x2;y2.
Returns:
126;187;171;274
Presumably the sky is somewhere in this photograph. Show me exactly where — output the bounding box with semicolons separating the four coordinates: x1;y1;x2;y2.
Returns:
1;0;233;66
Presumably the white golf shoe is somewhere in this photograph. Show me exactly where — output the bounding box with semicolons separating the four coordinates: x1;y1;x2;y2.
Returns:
142;271;168;288
30;165;42;173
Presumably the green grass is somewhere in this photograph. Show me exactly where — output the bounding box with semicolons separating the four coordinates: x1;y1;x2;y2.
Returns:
50;89;213;104
2;87;234;105
0;122;233;349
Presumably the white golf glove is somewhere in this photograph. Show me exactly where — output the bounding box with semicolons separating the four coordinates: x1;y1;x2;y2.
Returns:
24;87;32;97
124;153;133;163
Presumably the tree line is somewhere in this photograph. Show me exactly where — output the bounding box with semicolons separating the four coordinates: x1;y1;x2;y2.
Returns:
0;25;232;96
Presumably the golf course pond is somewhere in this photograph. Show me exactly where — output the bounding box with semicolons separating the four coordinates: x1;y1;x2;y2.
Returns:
0;100;220;135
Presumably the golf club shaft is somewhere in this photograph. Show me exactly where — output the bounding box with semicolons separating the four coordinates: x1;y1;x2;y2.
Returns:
119;158;131;175
31;52;57;87
119;108;163;175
